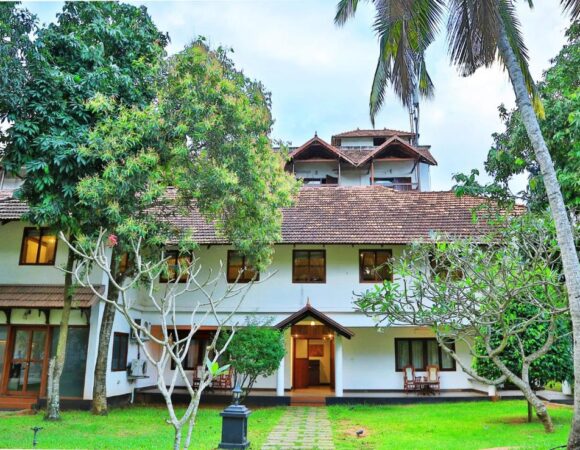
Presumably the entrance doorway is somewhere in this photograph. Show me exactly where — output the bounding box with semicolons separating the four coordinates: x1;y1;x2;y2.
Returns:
4;327;48;396
292;324;334;390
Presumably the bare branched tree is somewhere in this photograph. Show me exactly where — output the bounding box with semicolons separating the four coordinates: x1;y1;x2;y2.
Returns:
356;215;571;433
60;229;259;450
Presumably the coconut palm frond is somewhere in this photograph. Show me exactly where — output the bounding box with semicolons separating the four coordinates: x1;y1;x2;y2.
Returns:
335;0;365;26
447;0;501;76
369;45;392;126
561;0;580;19
418;53;435;99
497;0;545;118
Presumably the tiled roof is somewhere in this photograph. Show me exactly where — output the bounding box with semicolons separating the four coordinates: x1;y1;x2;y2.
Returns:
0;186;500;244
0;190;28;220
332;128;415;138
0;284;103;308
167;186;500;244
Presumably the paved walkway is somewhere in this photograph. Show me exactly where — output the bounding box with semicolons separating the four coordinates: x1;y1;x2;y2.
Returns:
262;407;335;450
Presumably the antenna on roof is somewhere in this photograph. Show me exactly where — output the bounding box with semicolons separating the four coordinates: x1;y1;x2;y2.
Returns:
408;54;421;146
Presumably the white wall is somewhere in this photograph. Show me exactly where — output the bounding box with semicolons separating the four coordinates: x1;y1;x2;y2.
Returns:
0;221;103;285
342;327;473;390
339;137;374;147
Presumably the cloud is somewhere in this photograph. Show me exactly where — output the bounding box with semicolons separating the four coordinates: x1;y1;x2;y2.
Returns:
29;0;570;192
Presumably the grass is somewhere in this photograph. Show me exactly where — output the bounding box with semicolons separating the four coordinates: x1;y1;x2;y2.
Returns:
0;405;285;449
328;400;572;450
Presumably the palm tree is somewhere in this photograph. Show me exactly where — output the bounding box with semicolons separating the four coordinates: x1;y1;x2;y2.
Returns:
336;0;580;444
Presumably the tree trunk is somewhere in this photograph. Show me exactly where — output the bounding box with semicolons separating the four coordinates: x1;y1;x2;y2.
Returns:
92;250;120;415
496;17;580;448
45;242;75;421
173;427;182;450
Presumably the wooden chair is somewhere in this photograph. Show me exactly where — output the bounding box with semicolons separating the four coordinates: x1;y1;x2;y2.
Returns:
426;365;441;393
212;371;233;391
402;365;419;392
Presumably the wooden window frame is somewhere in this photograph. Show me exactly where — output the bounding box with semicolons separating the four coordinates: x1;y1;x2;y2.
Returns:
292;249;326;284
111;332;129;372
159;250;190;283
359;249;393;283
19;227;58;266
226;250;259;284
394;338;456;372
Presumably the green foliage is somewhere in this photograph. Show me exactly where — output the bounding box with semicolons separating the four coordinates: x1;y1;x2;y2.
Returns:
1;2;168;234
454;21;580;210
218;320;285;396
473;301;573;388
158;40;298;268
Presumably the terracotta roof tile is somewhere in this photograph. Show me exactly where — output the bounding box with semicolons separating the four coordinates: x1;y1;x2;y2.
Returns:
166;186;500;244
0;190;28;220
333;128;415;138
0;186;500;245
0;284;103;308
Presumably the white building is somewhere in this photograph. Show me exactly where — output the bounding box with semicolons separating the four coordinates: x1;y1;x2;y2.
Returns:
0;129;489;409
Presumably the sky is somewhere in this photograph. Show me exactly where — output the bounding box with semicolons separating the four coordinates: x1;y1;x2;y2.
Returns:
25;1;572;191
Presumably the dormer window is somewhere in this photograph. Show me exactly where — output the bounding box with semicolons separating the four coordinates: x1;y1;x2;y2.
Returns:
373;137;386;146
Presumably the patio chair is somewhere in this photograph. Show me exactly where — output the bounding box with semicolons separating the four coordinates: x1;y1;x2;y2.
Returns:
426;365;441;393
402;366;419;392
212;371;233;391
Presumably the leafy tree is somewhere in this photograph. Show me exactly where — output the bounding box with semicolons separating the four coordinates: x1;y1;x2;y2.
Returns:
0;2;168;419
336;3;580;444
473;301;573;390
456;21;580;211
356;213;570;432
218;319;286;401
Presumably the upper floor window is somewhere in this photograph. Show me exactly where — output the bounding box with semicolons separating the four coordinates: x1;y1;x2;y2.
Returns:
19;228;58;265
300;175;338;186
395;338;456;372
160;250;190;283
111;332;129;372
227;251;259;283
359;249;392;283
292;250;325;283
373;177;414;191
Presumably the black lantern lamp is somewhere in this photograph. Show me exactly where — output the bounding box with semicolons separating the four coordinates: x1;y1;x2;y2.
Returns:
218;382;251;449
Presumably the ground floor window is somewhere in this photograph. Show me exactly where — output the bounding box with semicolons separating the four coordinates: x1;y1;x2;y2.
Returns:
170;330;208;370
111;333;129;372
50;327;89;398
395;338;456;371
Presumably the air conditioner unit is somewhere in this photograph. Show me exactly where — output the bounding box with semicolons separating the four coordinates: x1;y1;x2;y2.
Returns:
130;319;152;342
128;359;148;378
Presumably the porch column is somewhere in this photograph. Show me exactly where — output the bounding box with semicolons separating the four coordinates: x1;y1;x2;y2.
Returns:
334;334;344;397
276;354;285;397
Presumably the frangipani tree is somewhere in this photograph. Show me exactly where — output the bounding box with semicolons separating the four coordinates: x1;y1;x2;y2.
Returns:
356;214;570;432
62;229;259;450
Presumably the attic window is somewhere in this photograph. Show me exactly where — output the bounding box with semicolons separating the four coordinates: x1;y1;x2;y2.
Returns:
301;175;338;186
373;137;386;146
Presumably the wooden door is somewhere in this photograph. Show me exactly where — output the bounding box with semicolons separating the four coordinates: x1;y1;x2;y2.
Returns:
293;338;309;388
5;327;48;396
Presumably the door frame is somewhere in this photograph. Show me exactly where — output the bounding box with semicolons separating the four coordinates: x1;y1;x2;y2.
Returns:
292;335;335;389
0;325;51;397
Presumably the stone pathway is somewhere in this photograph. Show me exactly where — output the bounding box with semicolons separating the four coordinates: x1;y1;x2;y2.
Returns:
262;407;335;450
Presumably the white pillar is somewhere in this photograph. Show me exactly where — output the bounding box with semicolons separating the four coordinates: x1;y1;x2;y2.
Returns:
334;334;343;397
488;384;497;397
562;380;572;395
276;354;285;396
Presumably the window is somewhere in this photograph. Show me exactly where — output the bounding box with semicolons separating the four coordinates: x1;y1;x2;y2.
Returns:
227;251;259;283
373;177;413;191
111;333;129;372
395;338;456;371
301;175;338;186
373;137;386;146
292;250;326;283
19;228;57;265
429;253;463;281
359;250;392;282
50;327;89;397
160;250;190;283
170;330;208;370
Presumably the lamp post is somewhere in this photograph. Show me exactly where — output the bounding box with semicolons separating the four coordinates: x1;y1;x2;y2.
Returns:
218;382;251;449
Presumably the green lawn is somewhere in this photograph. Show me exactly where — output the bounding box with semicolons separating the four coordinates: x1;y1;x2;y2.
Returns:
0;405;285;449
329;400;572;450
